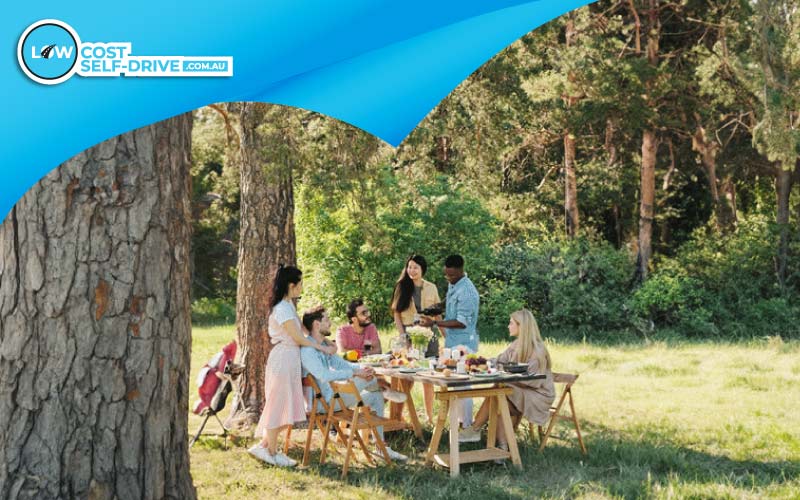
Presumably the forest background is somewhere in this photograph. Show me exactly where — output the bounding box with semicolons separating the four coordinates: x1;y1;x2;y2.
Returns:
190;0;800;342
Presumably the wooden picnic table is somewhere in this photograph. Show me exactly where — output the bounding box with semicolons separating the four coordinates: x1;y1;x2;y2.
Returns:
374;367;545;477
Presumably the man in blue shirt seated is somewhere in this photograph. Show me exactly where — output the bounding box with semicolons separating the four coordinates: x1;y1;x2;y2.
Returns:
299;306;408;461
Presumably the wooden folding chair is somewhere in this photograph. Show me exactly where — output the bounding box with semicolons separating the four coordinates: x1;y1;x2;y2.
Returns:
532;372;587;455
284;375;346;465
320;380;394;478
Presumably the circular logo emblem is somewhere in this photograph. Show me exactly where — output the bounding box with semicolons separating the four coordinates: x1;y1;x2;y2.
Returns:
18;19;81;85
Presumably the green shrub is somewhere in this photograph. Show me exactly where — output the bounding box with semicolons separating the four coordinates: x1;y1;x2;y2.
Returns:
631;215;799;338
488;237;635;335
297;172;498;325
191;297;236;325
479;278;526;337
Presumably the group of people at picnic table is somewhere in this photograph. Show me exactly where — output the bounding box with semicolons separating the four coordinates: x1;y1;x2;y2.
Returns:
247;254;556;468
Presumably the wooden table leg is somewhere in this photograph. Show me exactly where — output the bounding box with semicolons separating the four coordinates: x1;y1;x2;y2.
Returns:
389;378;403;420
425;395;449;464
497;397;522;468
486;395;498;449
449;395;461;477
401;379;423;438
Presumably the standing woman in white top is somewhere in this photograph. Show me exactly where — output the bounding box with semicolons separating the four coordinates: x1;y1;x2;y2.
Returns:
249;265;336;467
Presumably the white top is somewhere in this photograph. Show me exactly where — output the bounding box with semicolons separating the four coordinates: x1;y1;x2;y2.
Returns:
269;299;300;345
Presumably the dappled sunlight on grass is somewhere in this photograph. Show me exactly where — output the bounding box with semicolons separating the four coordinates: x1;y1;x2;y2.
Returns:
189;324;800;499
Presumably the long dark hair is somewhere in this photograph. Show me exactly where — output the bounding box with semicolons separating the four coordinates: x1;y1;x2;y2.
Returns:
392;255;428;313
271;264;302;308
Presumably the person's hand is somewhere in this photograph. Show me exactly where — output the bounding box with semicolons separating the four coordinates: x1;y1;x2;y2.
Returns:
318;343;337;355
361;366;375;377
419;316;435;327
355;368;374;381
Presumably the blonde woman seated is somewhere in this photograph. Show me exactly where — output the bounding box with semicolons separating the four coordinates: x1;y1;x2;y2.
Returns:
458;309;555;450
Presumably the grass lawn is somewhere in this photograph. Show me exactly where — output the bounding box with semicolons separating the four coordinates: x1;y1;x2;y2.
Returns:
188;325;800;499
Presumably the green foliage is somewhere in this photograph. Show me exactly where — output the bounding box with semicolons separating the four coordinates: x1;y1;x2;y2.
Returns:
191;107;240;301
188;2;800;344
488;238;635;338
297;172;498;325
632;215;800;338
191;297;236;325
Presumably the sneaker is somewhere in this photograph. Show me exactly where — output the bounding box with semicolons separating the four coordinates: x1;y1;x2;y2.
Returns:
272;452;297;467
382;389;407;404
458;427;481;443
380;445;408;462
248;445;276;465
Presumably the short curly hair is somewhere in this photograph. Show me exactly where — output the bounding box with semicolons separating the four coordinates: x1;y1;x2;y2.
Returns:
346;298;365;321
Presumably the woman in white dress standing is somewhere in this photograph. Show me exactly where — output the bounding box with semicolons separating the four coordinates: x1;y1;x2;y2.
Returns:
249;265;336;467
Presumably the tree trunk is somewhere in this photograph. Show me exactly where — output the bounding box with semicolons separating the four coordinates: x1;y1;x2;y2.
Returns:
635;1;659;283
720;176;737;227
605;120;623;247
0;115;195;499
227;103;296;429
637;129;658;282
775;163;793;291
564;132;579;238
563;16;579;239
692;125;737;231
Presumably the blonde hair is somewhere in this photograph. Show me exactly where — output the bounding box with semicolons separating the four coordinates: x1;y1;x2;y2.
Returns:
511;309;551;371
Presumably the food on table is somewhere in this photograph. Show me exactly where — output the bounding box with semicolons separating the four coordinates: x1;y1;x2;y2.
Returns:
343;349;362;361
465;355;488;373
442;368;452;377
389;357;419;368
361;353;390;364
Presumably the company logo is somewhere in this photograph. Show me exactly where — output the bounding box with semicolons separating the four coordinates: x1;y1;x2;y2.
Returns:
18;19;80;84
18;19;233;85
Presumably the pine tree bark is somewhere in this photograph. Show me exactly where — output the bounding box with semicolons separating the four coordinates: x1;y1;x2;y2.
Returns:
564;132;579;238
692;125;737;231
227;103;296;429
0;115;195;499
563;16;580;239
637;129;657;282
635;0;659;283
775;163;793;291
605;120;623;247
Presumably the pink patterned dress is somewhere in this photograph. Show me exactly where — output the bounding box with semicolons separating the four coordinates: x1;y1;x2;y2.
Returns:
254;300;307;435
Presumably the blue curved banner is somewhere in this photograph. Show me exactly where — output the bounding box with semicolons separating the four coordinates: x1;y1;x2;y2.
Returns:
1;0;591;220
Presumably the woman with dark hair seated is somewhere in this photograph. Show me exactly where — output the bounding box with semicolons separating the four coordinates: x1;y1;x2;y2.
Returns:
248;265;336;468
390;254;442;423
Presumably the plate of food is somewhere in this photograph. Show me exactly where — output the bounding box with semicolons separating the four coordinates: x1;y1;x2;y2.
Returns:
420;370;470;380
398;367;427;374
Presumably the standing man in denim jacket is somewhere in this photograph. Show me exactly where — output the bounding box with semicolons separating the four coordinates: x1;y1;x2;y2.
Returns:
420;254;480;428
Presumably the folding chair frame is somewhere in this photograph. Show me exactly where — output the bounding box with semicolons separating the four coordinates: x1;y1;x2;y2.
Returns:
320;380;394;478
190;377;234;448
283;375;347;465
533;372;587;455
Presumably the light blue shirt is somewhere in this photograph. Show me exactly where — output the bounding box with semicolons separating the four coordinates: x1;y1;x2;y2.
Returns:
300;337;357;404
443;273;480;352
